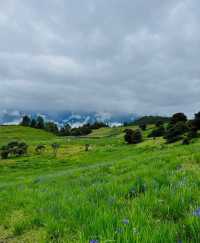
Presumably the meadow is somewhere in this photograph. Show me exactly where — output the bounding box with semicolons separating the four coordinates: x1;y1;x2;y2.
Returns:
0;125;200;242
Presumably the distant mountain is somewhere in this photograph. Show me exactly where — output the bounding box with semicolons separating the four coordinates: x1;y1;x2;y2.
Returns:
0;110;138;127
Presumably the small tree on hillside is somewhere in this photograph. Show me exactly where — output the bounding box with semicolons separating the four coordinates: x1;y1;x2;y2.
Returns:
21;115;31;127
139;124;146;131
124;129;142;144
170;113;187;125
30;118;37;128
164;121;188;143
194;111;200;130
36;116;45;129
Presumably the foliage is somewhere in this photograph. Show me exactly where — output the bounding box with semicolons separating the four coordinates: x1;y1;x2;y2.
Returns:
45;122;59;135
139;124;146;131
164;121;188;143
1;141;28;159
131;115;170;126
20;115;31;126
124;129;143;144
36;116;45;129
170;113;187;125
35;144;46;154
148;125;165;138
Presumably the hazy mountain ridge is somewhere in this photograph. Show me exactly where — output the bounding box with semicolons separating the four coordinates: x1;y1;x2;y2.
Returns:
0;110;138;127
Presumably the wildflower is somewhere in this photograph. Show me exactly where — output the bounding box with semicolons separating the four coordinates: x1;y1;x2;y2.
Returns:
122;219;129;225
89;240;99;243
193;208;200;217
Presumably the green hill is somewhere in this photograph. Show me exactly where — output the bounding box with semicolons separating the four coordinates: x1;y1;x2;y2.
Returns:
0;125;200;242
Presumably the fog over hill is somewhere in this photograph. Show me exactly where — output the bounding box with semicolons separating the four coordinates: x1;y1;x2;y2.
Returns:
0;110;137;127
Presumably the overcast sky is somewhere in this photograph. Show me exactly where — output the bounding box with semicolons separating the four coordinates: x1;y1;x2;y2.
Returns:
1;0;200;116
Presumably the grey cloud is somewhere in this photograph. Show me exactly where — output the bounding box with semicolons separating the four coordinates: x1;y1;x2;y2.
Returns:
1;0;200;116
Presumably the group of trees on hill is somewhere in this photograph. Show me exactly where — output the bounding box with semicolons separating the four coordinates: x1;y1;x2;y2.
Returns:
124;112;200;145
20;115;108;136
1;141;28;159
126;116;170;126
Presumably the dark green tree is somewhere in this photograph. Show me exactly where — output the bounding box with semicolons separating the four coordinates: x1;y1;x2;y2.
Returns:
36;116;45;129
30;118;37;128
45;122;59;134
20;115;31;126
124;129;143;144
170;113;187;125
164;121;188;143
139;124;146;131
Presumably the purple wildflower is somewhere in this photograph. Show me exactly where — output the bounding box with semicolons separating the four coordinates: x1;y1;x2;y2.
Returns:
193;208;200;217
89;240;99;243
122;219;129;225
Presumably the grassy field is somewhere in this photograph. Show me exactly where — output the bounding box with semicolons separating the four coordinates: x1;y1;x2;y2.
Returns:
0;125;200;242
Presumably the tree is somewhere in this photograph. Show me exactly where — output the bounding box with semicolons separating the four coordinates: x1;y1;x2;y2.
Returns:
170;113;187;125
36;116;45;129
45;122;59;134
21;115;31;126
148;125;165;138
124;129;143;144
194;112;200;130
164;121;188;143
124;129;134;144
30;118;37;128
59;124;71;136
139;124;146;131
156;120;164;127
1;141;28;159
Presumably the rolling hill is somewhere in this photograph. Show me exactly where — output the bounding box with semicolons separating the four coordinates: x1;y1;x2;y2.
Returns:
0;125;200;242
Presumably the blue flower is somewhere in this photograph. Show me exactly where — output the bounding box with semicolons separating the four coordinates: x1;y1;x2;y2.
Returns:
122;219;129;225
90;240;99;243
193;207;200;217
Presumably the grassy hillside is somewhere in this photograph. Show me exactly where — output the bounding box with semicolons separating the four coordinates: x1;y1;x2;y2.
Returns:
0;125;200;242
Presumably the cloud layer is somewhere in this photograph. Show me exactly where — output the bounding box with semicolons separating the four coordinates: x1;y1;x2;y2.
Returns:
1;0;200;116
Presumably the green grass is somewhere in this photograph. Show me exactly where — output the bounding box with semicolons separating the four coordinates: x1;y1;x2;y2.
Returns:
0;125;200;242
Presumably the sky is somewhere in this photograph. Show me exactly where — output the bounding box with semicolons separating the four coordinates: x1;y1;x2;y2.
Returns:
1;0;200;116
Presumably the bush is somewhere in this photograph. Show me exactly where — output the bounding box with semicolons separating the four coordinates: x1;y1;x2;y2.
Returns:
182;137;190;145
0;141;28;159
164;121;188;143
124;129;143;144
35;145;46;154
148;125;165;138
170;113;187;125
139;124;146;131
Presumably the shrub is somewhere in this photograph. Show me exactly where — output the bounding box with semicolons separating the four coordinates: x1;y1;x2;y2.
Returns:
182;137;190;145
35;145;46;154
20;115;31;126
170;113;187;125
124;129;142;144
164;121;188;143
139;124;146;131
0;141;28;159
148;125;165;138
